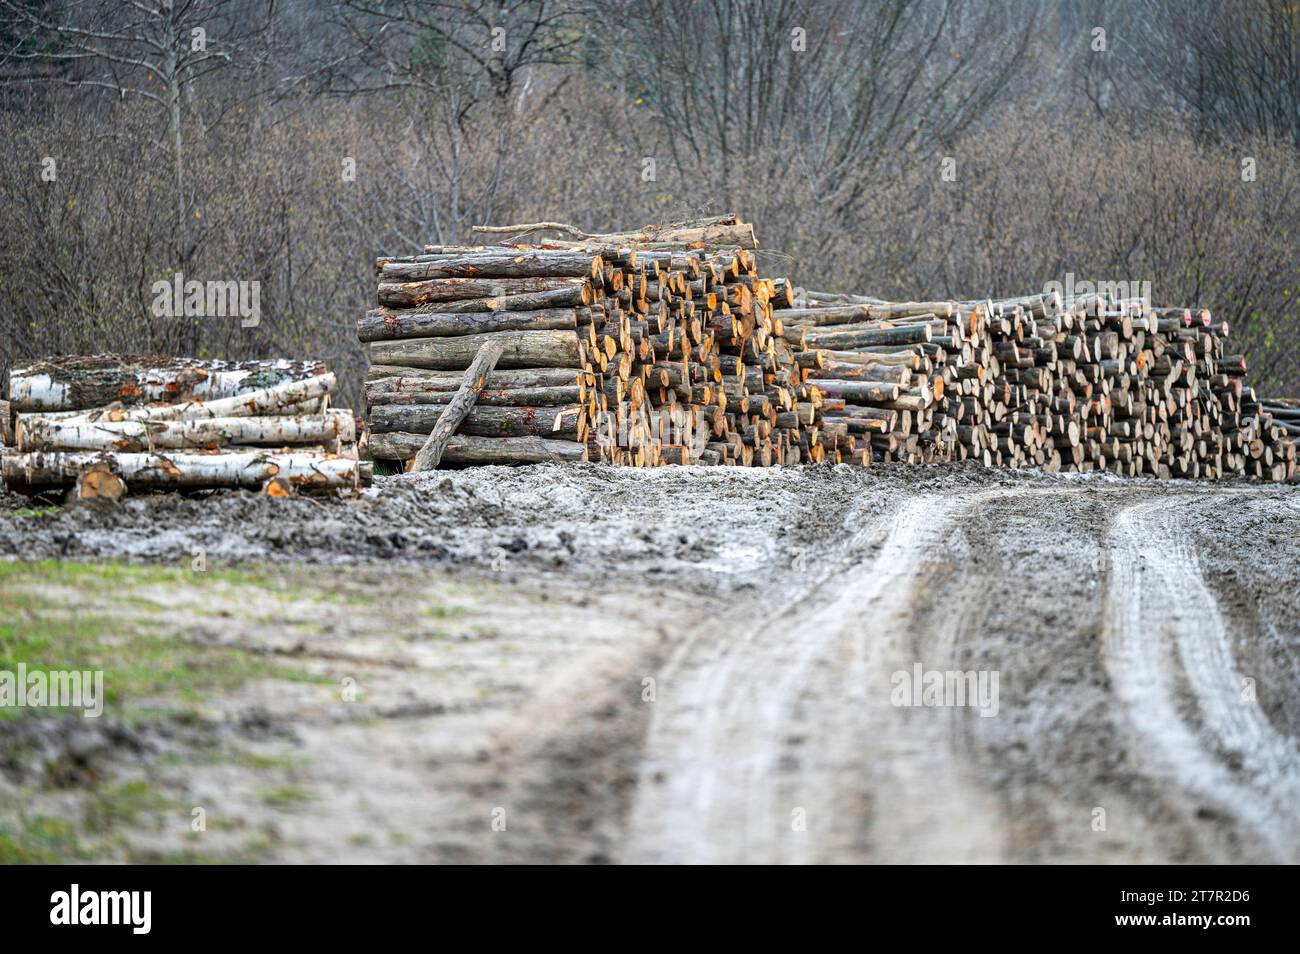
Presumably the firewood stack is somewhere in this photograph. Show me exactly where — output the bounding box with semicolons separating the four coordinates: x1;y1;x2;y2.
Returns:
361;215;832;467
1;356;370;498
785;287;1297;481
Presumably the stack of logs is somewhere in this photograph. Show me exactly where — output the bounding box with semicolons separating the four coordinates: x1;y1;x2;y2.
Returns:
352;214;1295;482
1;356;371;498
783;289;1297;481
362;215;856;467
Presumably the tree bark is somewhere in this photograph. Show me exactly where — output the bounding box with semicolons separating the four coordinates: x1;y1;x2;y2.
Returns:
378;276;590;308
357;307;576;342
379;252;600;282
367;386;580;407
372;403;581;439
51;373;337;424
370;431;587;465
8;358;328;412
795;322;934;348
18;411;354;453
3;450;371;489
366;367;580;389
370;331;580;371
810;380;902;402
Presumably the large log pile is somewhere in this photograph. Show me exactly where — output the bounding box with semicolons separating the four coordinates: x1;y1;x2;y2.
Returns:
362;215;838;467
361;215;1295;480
2;357;371;497
786;289;1297;481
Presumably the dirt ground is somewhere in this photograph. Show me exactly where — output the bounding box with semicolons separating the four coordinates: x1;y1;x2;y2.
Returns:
1;463;1297;864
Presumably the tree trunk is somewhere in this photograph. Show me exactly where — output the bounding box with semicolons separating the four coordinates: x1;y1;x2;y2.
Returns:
357;307;577;342
8;357;327;411
377;276;590;308
48;373;336;424
366;367;580;389
367;386;580;407
18;410;355;453
372;403;581;439
379;252;600;282
369;331;580;371
3;450;371;490
370;431;586;465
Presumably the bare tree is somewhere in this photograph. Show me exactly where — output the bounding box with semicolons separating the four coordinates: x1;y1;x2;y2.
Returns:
275;1;583;246
0;0;272;271
591;0;1037;214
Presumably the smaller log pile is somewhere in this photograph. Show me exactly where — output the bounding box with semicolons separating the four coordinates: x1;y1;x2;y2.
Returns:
1;356;370;498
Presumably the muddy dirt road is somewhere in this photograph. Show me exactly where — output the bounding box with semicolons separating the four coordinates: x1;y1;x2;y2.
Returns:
1;465;1297;864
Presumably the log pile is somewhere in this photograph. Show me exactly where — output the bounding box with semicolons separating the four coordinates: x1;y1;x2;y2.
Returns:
786;288;1297;481
361;215;1295;481
362;215;836;467
2;357;371;497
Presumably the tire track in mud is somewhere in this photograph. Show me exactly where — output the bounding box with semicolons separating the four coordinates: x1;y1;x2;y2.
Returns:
1104;494;1300;861
622;491;1007;864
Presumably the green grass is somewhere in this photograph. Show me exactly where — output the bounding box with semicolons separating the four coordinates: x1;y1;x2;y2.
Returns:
0;815;93;864
425;604;469;619
0;560;335;720
11;507;59;519
258;785;316;810
83;779;181;834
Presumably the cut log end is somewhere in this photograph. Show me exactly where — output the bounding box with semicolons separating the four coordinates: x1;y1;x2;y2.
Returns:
74;464;126;502
263;475;296;498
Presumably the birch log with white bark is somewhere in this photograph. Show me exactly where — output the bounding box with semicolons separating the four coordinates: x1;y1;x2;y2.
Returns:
8;358;327;411
17;410;355;452
2;451;370;489
54;373;336;424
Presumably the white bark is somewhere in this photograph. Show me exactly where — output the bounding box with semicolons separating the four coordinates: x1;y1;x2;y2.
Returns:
17;411;355;453
3;450;370;489
65;373;336;423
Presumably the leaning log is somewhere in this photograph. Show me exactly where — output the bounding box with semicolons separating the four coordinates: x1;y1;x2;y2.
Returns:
412;340;503;471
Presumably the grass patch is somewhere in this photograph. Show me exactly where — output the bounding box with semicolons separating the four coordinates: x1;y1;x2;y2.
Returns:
11;507;59;519
425;604;469;620
0;560;335;718
83;778;180;834
0;815;93;864
259;785;316;810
